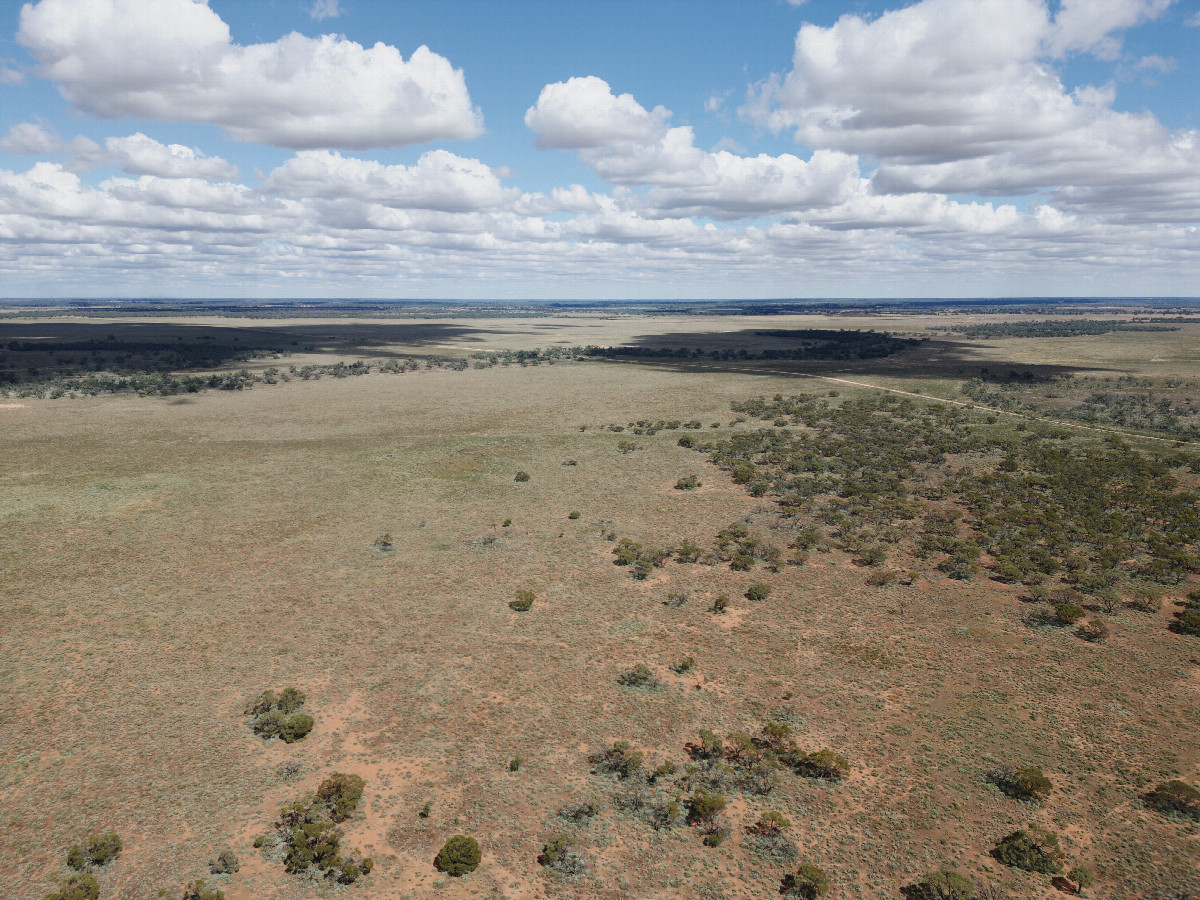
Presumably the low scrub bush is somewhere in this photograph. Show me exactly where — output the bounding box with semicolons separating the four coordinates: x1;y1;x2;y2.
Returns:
617;663;661;689
675;474;701;490
538;835;588;878
1077;619;1109;642
711;594;730;614
986;765;1052;801
434;835;480;876
900;870;974;900
247;688;313;743
509;589;535;612
1053;603;1087;625
514;471;530;482
591;741;644;780
67;832;122;870
688;788;727;824
790;748;850;781
209;848;239;874
991;826;1064;874
181;881;226;900
745;581;772;601
45;874;100;900
781;864;830;899
557;801;599;822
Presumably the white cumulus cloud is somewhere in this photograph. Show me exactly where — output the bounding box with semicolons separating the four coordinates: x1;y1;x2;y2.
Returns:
17;0;484;150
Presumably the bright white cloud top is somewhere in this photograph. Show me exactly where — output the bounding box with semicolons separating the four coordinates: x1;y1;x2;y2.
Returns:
0;0;1197;297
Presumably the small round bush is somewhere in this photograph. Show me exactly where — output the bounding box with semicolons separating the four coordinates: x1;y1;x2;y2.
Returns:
689;789;727;823
509;589;535;612
900;870;974;900
276;687;306;713
782;863;829;899
45;874;100;900
1068;865;1094;888
1054;602;1086;625
675;474;700;490
568;511;580;519
434;834;481;876
317;772;366;822
745;581;772;602
514;471;530;482
711;594;730;614
209;848;240;874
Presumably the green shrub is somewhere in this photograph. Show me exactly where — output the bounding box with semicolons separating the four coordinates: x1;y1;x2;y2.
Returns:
987;765;1052;801
181;880;225;900
711;594;730;614
317;773;365;822
792;749;850;781
674;655;695;674
276;687;306;714
67;832;122;870
675;474;701;490
45;874;100;900
1077;619;1109;642
675;539;703;562
617;663;660;689
745;581;771;602
701;826;729;847
209;848;239;874
557;801;599;822
509;589;535;612
538;834;587;877
568;511;580;519
1144;780;1200;819
991;826;1064;874
730;553;755;571
688;789;727;823
781;863;830;899
434;835;481;876
1175;609;1200;636
514;471;530;482
279;712;314;743
677;435;696;448
284;821;344;873
1054;602;1087;625
591;741;643;779
508;756;522;772
900;870;974;900
419;802;432;818
1068;865;1094;888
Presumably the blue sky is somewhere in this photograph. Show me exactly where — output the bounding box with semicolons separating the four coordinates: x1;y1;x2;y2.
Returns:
1;0;1198;298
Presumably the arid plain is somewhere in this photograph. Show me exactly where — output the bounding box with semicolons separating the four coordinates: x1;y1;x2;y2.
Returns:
2;304;1198;900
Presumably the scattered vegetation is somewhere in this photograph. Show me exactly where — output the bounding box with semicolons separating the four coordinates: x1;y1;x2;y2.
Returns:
208;848;239;874
538;834;588;879
45;874;101;900
263;774;372;884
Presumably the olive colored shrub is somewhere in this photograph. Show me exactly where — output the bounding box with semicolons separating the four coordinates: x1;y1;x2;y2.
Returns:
701;826;730;847
1054;603;1087;625
538;835;588;878
567;511;580;519
791;748;850;781
781;864;830;899
900;870;974;900
1077;619;1109;642
247;688;313;743
181;881;225;900
67;832;122;870
1068;866;1094;888
745;581;771;601
987;765;1052;801
509;589;535;612
711;594;730;614
1174;609;1200;636
434;835;481;876
991;826;1064;874
209;848;239;874
45;874;100;900
591;741;644;780
316;773;366;822
617;663;660;689
675;475;701;490
688;788;727;824
1144;780;1200;820
673;656;695;674
514;471;530;482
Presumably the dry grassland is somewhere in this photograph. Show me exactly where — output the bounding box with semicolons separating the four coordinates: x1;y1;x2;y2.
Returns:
1;311;1197;900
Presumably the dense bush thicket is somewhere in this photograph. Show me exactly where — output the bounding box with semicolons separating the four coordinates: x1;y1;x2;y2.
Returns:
434;835;481;876
943;320;1178;338
991;826;1065;874
583;329;917;362
681;394;1199;604
44;874;100;900
66;833;122;870
246;688;314;743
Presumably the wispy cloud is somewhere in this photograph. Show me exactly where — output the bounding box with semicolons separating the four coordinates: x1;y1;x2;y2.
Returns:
309;0;341;21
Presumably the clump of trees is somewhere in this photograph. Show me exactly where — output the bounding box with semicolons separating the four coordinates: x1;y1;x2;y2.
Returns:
434;835;481;876
611;538;670;579
264;773;372;884
246;688;314;743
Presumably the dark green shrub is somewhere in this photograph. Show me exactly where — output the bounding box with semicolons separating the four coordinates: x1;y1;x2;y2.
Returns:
66;845;87;871
1068;865;1094;888
675;475;700;490
617;663;660;689
285;821;344;873
900;870;974;900
67;832;122;870
991;826;1064;874
276;687;306;714
673;655;695;674
538;834;587;877
509;589;535;612
514;471;530;482
781;863;830;899
701;826;729;847
557;801;599;822
419;802;432;818
568;511;580;519
434;835;481;876
675;539;703;562
677;435;696;448
1054;602;1087;625
181;880;225;900
209;848;239;874
730;553;755;571
253;834;266;848
688;789;727;823
508;756;522;772
1077;619;1109;642
279;713;314;743
1175;609;1200;636
987;765;1052;801
45;874;100;900
745;581;771;602
317;773;365;822
792;749;850;781
591;741;643;779
246;690;277;716
1144;780;1200;819
711;594;730;614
